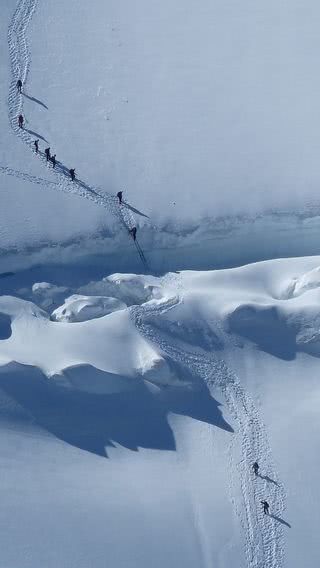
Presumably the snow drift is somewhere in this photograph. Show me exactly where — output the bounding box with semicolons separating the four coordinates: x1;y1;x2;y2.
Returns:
51;294;126;322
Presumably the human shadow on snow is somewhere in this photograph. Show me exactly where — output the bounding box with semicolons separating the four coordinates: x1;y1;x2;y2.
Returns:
23;93;48;110
25;129;49;143
53;163;101;196
122;201;150;219
258;474;280;487
0;362;233;458
270;514;291;528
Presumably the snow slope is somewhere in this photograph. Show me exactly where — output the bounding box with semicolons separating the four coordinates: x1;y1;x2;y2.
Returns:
2;0;320;270
1;1;320;567
27;0;320;221
0;258;320;566
0;1;112;251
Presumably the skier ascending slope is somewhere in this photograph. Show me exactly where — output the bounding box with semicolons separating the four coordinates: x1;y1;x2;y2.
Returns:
117;191;123;204
17;79;22;93
34;139;39;153
261;500;270;515
18;114;24;128
69;168;75;181
51;154;56;168
45;147;50;161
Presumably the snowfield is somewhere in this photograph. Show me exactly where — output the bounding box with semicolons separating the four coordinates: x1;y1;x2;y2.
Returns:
2;0;320;268
1;0;320;567
0;258;320;566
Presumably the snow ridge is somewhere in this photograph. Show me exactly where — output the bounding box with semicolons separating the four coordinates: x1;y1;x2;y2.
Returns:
7;0;149;266
131;275;286;568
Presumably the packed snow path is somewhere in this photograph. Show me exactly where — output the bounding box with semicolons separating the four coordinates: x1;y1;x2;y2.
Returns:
131;274;287;568
7;0;148;269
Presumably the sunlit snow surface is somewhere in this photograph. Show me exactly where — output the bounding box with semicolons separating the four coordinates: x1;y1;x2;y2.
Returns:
1;0;320;567
2;0;320;256
0;258;319;566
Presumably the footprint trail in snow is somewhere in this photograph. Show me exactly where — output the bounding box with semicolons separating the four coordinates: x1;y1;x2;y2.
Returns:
7;1;287;566
7;0;148;268
131;273;287;568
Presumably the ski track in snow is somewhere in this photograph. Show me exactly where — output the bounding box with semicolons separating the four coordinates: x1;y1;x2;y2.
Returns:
131;273;287;568
7;0;149;268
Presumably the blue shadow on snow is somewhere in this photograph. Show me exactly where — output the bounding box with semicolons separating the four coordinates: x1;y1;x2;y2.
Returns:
23;93;48;110
0;362;233;458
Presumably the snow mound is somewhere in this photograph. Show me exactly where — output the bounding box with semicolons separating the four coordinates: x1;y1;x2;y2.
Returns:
79;273;164;306
139;357;188;388
0;293;185;391
32;282;70;310
179;258;320;360
51;294;127;323
226;298;320;358
285;266;320;298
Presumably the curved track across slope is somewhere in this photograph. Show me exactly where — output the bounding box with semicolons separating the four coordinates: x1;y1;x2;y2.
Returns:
7;0;148;268
131;273;286;568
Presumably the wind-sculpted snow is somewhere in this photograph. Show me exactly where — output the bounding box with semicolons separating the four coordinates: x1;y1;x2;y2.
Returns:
51;294;126;323
1;257;320;566
283;266;320;299
130;272;286;568
2;0;320;565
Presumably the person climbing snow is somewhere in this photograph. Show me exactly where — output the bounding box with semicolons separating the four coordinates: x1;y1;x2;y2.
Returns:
129;227;137;241
117;191;123;204
261;500;270;515
18;114;24;128
34;139;39;153
16;79;22;93
45;147;50;161
51;154;56;168
69;168;75;181
253;462;259;476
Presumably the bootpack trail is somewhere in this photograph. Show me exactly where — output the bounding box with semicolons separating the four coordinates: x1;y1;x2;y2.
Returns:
7;0;148;270
7;1;287;566
130;272;287;568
